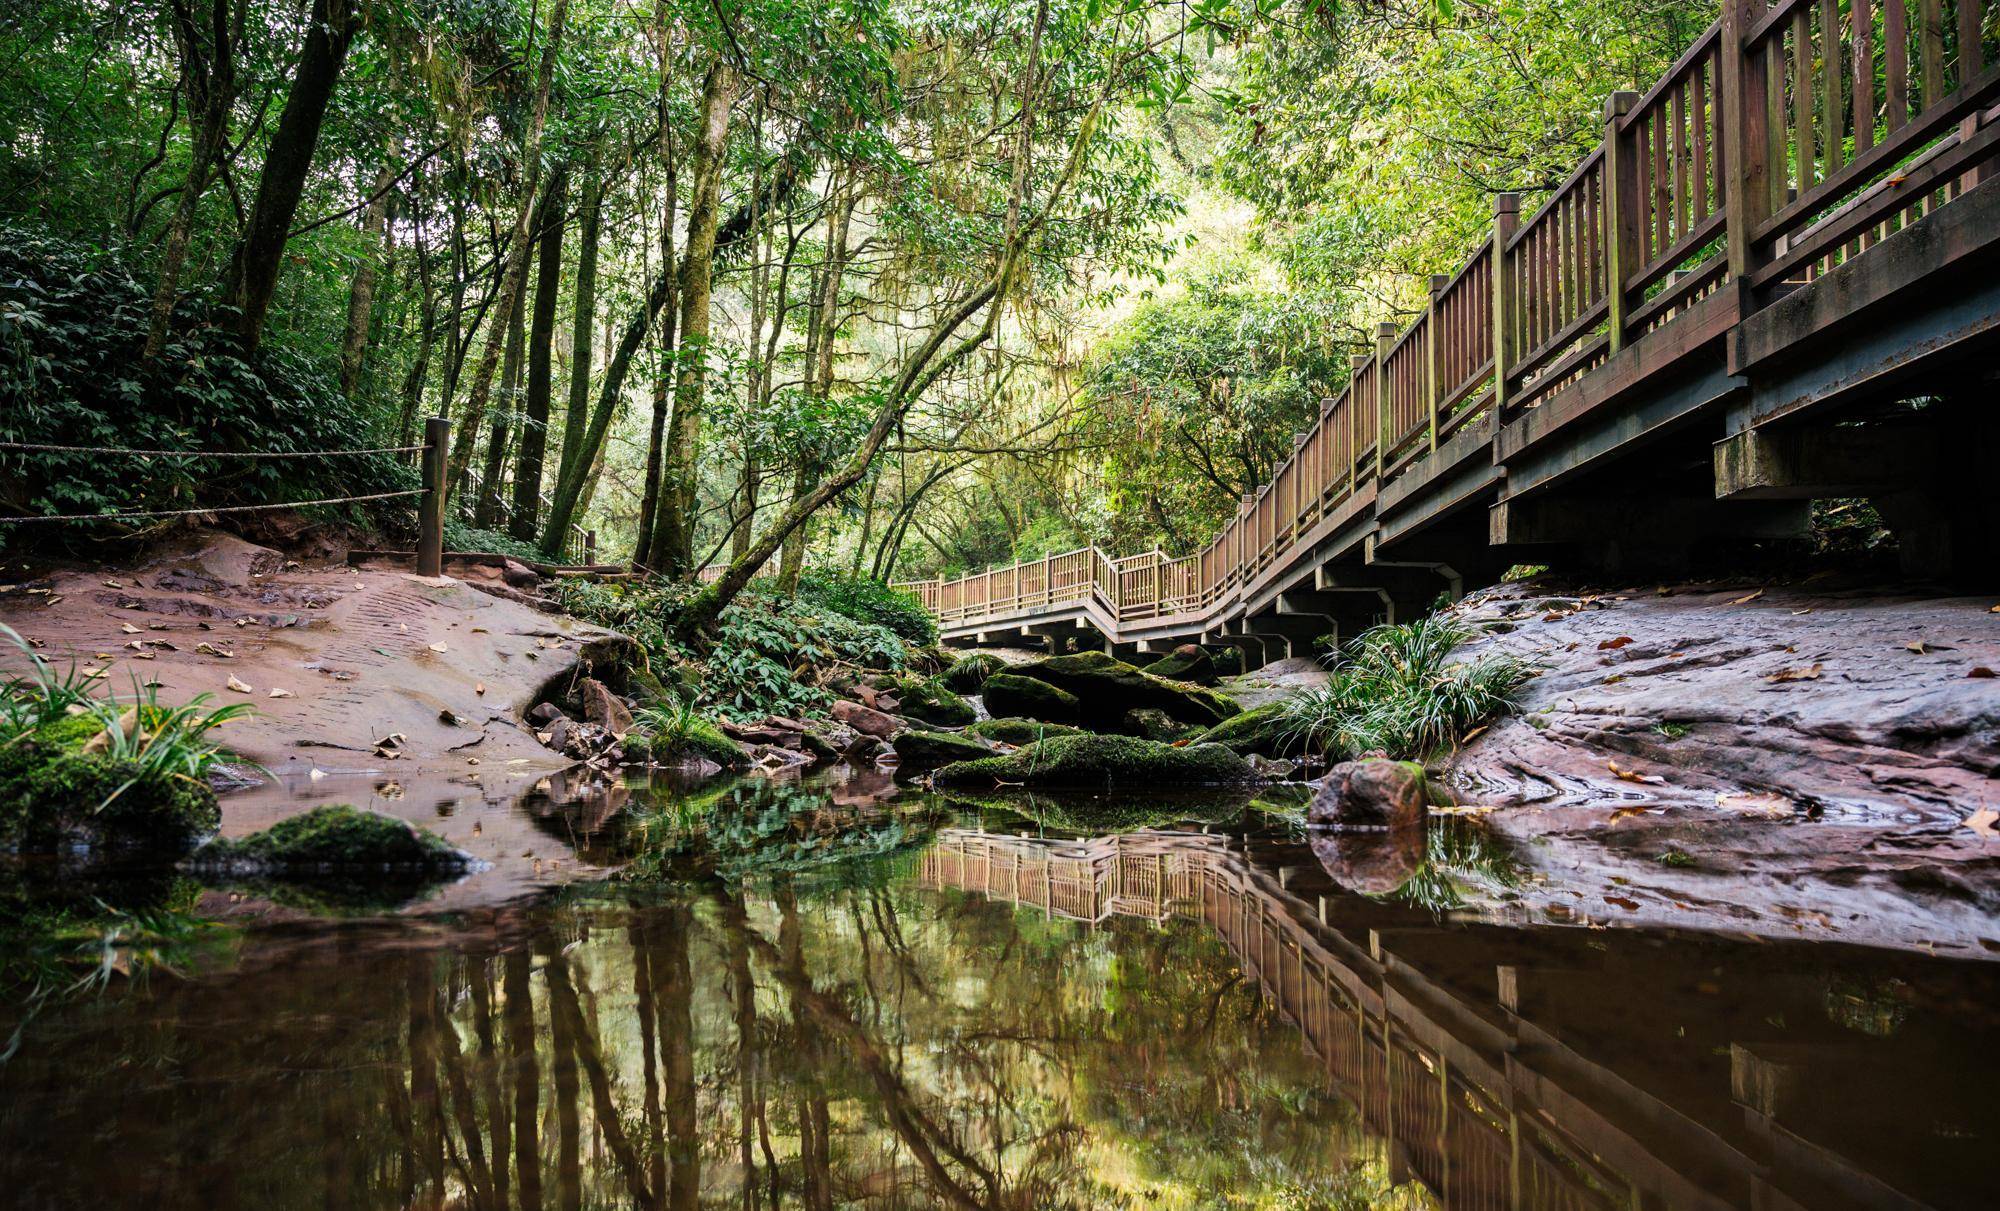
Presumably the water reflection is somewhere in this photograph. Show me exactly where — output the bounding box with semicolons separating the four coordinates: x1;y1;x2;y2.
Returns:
1;798;1996;1209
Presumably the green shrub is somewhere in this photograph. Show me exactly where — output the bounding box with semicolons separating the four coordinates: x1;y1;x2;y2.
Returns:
628;701;749;770
0;224;415;550
443;520;544;563
1276;616;1533;759
793;570;938;645
941;652;1005;692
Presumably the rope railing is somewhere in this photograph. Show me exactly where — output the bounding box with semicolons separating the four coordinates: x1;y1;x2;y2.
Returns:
1;416;454;577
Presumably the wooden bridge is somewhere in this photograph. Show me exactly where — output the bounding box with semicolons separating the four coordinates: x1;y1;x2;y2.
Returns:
898;0;2000;662
918;828;1984;1210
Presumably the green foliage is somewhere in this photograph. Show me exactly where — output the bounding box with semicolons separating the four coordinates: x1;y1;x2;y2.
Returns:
1276;616;1533;759
932;734;1253;789
442;520;545;563
548;578;909;721
0;226;415;546
793;570;938;645
620;777;942;883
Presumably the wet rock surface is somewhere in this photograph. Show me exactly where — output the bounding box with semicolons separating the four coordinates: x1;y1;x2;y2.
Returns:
1308;758;1427;830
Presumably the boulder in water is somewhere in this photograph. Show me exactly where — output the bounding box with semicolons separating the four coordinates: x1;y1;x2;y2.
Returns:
1307;758;1428;830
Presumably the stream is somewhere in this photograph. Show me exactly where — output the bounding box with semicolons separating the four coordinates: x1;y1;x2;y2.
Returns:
1;773;1995;1210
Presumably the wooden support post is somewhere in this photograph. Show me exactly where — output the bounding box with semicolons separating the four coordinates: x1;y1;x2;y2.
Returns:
1426;274;1446;452
1720;0;1774;296
1602;91;1642;351
1490;194;1521;418
1375;321;1397;479
583;529;596;564
417;416;448;578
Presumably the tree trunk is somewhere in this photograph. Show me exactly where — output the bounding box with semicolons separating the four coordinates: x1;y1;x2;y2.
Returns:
511;165;567;541
475;278;527;527
775;462;812;590
338;153;398;394
650;59;738;576
551;155;602;520
445;0;569;488
144;0;237;360
631;127;679;568
220;0;360;355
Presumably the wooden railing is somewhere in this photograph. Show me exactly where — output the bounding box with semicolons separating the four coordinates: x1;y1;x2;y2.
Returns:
897;0;2000;633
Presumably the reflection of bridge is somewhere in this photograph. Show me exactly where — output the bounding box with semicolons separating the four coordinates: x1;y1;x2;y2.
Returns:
899;0;2000;664
918;829;1959;1211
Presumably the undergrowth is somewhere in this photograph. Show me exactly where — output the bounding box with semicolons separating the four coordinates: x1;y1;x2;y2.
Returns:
1277;615;1532;760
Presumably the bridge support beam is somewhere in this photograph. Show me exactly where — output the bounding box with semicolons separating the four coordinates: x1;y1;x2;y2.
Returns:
1491;493;1809;578
1243;612;1333;661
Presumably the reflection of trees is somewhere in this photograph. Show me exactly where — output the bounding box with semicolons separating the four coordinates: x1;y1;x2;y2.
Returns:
0;871;1351;1209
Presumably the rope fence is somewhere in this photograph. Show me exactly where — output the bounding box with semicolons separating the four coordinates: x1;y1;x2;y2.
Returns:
1;417;452;577
0;442;425;458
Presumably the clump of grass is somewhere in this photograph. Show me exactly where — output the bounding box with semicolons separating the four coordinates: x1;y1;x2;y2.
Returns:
1276;616;1533;760
1383;819;1523;913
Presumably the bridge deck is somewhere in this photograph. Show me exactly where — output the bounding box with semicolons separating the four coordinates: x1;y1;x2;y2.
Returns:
899;1;2000;656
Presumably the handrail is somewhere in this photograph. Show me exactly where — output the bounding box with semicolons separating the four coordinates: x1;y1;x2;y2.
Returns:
899;0;2000;634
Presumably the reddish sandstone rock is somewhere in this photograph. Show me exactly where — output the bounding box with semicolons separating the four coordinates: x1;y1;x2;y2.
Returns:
578;678;632;737
1308;758;1428;830
832;699;900;739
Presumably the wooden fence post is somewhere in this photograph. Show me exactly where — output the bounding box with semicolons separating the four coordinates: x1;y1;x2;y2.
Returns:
1720;0;1774;301
418;416;447;578
1375;321;1397;479
1490;194;1521;419
583;529;596;564
1602;91;1642;352
1426;274;1446;452
1348;354;1370;490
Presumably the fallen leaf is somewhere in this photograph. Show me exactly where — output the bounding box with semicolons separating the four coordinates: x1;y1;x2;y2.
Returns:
438;708;461;726
374;732;406;750
119;623;141;635
142;677;163;688
466;757;482;765
1970;667;1996;679
1906;640;1957;655
226;675;252;693
474;682;486;696
1598;636;1635;650
103;579;121;588
1605;895;1641;911
194;642;233;658
1607;760;1667;785
1791;608;1813;616
309;768;328;780
1729;589;1765;605
1766;663;1823;683
1966;808;1999;838
1718;791;1794;816
428;642;448;653
267;688;293;698
80;666;105;679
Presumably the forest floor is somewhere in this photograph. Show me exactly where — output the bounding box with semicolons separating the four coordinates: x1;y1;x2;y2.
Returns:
1443;576;2000;956
0;532;630;902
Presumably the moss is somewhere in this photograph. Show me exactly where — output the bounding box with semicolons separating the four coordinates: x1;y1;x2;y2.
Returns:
1192;703;1302;756
193;805;470;872
964;717;1086;745
0;741;219;853
628;717;750;771
891;728;993;780
1012;651;1241;729
33;711;109;751
1122;707;1198;742
888;675;976;727
932;733;1253;789
941;652;1006;692
980;673;1082;725
1141;644;1218;686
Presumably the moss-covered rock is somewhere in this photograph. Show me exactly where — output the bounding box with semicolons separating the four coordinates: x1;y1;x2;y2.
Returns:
940;652;1006;692
964;717;1085;745
1011;651;1241;731
888;675;976;727
1141;644;1218;686
891;728;994;780
33;711;110;751
191;805;473;873
0;740;220;853
980;673;1082;725
1122;707;1198;742
627;716;750;771
1191;702;1301;756
932;733;1254;789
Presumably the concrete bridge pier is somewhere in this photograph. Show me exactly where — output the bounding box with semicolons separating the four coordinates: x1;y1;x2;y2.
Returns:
1490;492;1810;579
1311;563;1441;625
1715;397;2000;586
1204;628;1276;672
